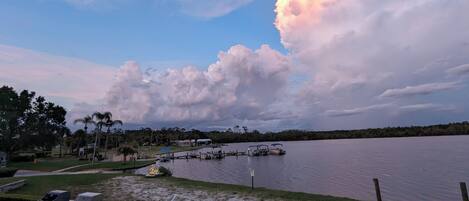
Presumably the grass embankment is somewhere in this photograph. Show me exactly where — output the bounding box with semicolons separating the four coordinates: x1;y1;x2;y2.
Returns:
67;161;154;172
159;177;358;201
7;159;89;172
0;174;124;200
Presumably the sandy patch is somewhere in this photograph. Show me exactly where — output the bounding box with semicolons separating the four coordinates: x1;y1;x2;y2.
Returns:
95;176;275;201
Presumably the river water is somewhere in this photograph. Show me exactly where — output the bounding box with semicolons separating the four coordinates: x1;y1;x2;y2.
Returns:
143;136;469;201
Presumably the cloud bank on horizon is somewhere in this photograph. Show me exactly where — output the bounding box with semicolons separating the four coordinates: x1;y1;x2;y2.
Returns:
2;0;469;131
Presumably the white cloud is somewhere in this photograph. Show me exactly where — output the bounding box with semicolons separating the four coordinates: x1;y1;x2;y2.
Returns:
399;103;456;113
101;45;291;126
447;64;469;76
0;44;115;107
324;104;392;117
64;0;253;18
273;0;469;128
379;82;459;98
177;0;253;18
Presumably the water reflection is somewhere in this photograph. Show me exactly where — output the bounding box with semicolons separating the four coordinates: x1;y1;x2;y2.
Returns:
139;136;469;201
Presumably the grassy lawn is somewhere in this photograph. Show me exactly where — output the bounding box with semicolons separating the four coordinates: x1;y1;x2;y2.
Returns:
159;177;358;201
0;177;21;186
0;174;124;200
7;158;89;172
67;161;154;172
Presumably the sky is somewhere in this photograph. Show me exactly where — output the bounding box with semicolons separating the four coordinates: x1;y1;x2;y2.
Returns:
1;0;469;131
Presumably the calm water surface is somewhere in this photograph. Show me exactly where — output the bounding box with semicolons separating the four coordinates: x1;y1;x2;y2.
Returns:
149;136;469;201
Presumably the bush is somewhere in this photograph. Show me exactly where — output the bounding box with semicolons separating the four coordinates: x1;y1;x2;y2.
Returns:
0;168;18;178
9;155;34;162
158;166;172;177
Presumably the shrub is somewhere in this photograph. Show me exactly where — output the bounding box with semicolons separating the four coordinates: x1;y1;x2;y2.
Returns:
158;166;172;177
0;168;18;178
9;155;34;162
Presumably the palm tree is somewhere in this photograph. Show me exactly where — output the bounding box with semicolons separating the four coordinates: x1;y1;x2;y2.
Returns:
91;112;109;164
73;115;95;134
103;118;123;158
117;146;136;163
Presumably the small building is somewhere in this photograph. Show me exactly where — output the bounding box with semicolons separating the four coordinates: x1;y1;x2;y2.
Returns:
196;139;212;146
0;151;7;166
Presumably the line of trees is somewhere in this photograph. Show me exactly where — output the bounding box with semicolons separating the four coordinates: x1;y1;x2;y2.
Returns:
84;122;469;146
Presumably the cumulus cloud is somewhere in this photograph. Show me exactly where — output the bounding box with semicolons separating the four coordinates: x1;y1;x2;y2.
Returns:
0;44;115;107
273;0;469;128
379;82;459;98
101;45;291;127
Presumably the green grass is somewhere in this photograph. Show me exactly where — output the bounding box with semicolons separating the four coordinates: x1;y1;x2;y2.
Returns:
0;193;38;201
0;174;124;200
7;159;89;172
158;177;358;201
0;177;21;186
67;161;154;172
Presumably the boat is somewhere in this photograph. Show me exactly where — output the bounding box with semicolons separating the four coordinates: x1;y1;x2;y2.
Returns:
248;144;270;156
158;153;171;162
269;143;286;155
145;165;164;178
200;152;212;160
211;145;225;160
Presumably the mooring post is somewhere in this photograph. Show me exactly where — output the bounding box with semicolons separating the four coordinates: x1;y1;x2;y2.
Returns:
373;178;382;201
461;182;469;201
250;169;255;190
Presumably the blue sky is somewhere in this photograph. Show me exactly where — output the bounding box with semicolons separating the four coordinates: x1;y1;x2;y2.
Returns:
1;0;468;131
0;0;284;69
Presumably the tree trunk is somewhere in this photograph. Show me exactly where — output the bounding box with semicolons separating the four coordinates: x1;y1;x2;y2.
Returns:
104;129;109;159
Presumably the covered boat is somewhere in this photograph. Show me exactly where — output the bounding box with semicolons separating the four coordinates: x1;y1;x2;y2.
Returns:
269;143;286;155
248;144;270;156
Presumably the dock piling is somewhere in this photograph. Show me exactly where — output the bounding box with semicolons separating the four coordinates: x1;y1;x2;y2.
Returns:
373;178;382;201
461;182;469;201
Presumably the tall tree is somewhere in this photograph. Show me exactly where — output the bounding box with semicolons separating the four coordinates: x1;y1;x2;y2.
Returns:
0;86;34;156
0;86;67;158
103;118;123;158
91;112;109;164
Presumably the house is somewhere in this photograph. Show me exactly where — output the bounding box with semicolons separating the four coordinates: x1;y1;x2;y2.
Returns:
0;151;7;166
196;139;212;146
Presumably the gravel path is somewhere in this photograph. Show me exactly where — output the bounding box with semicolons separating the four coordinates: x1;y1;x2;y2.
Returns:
96;176;275;201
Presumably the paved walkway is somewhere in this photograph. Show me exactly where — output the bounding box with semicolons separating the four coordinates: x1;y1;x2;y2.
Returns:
52;163;91;173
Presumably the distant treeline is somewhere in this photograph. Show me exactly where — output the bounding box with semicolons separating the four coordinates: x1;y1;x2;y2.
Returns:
205;122;469;143
122;121;469;145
